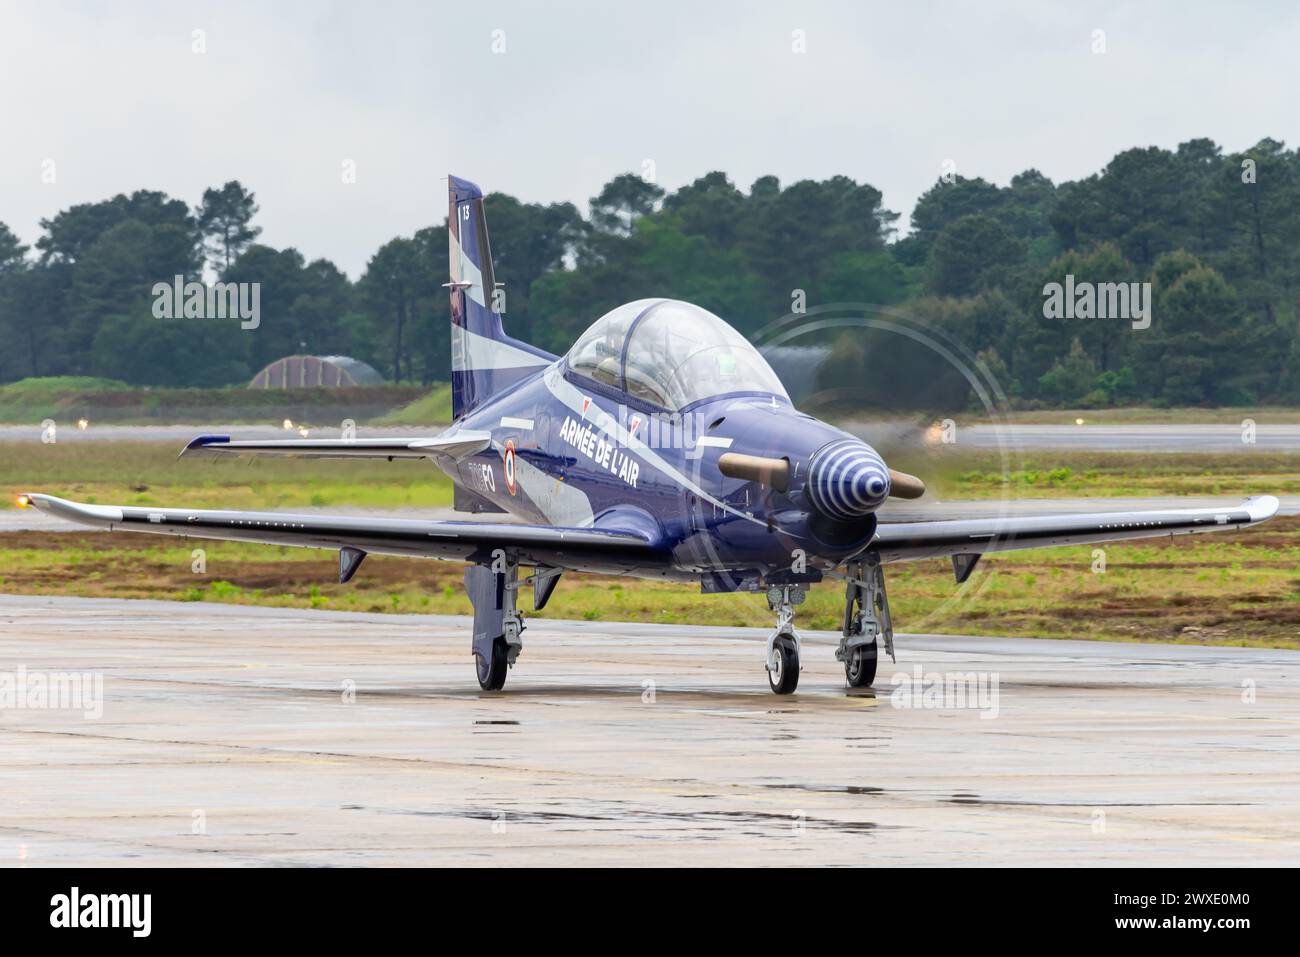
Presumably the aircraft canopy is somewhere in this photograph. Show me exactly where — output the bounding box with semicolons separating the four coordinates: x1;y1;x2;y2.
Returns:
566;299;789;410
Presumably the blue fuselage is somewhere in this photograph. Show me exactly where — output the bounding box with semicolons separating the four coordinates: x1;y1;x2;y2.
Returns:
436;360;880;589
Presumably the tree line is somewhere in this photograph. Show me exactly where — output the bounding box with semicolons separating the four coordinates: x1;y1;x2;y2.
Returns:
1;136;1296;407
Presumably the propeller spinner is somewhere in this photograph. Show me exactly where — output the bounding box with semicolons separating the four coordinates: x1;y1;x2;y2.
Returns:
718;438;925;517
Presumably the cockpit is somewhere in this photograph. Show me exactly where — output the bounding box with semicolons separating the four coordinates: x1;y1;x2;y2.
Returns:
565;299;790;410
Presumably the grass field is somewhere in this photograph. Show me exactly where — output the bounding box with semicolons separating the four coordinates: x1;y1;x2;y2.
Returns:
974;406;1300;425
1;442;455;510
0;522;1295;648
0;376;434;426
5;442;1295;510
3;442;1297;649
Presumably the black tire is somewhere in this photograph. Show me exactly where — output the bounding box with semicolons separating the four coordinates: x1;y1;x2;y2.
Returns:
768;636;800;694
845;638;878;688
476;636;509;691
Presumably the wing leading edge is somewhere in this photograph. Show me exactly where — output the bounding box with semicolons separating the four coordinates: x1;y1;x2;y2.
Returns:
871;495;1279;564
21;493;673;579
178;431;492;461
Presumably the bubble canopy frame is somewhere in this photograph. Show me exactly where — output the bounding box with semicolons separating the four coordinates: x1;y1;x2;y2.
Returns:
564;299;790;411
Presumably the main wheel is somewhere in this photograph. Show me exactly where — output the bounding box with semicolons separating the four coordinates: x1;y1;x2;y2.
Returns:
768;636;800;694
845;638;878;688
476;636;509;691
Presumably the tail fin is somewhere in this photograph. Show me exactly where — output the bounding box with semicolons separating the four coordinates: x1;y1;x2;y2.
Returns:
446;175;554;419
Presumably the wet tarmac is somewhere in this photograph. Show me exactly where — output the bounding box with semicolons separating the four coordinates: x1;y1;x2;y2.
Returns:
846;421;1300;452
2;595;1297;866
6;421;1300;452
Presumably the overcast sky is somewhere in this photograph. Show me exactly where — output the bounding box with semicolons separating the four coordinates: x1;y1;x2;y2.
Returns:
3;0;1298;277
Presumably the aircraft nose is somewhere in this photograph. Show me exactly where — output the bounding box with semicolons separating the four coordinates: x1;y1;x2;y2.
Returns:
805;438;891;520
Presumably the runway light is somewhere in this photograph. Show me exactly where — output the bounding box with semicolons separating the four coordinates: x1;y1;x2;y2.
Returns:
282;418;294;430
1075;418;1085;426
76;417;89;431
15;494;31;509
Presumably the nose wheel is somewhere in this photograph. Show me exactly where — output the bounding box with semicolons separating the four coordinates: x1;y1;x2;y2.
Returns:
768;635;800;694
764;585;804;694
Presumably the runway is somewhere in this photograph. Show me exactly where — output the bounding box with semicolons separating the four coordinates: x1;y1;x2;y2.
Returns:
845;421;1300;452
7;421;1300;452
2;594;1297;866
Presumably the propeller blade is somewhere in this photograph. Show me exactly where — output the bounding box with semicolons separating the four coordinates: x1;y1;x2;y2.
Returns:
717;453;790;493
719;453;924;500
887;468;926;499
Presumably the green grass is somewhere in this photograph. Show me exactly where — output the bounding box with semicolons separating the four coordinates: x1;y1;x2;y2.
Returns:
860;447;1300;501
1;523;1296;648
2;441;454;510
377;383;453;425
7;443;1294;511
0;380;430;425
0;376;132;394
972;406;1300;425
5;441;1299;650
0;377;130;421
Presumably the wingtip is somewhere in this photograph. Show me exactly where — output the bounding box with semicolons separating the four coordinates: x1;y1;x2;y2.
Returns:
12;493;122;525
15;492;61;513
179;434;231;459
1244;494;1280;523
15;491;50;512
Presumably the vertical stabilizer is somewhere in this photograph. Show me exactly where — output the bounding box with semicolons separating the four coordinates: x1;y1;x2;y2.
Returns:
446;175;554;419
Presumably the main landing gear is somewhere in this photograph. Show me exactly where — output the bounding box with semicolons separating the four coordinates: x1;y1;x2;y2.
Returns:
835;555;893;689
464;560;525;691
762;558;895;694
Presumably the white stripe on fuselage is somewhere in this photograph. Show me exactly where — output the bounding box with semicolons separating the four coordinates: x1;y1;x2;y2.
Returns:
542;364;770;530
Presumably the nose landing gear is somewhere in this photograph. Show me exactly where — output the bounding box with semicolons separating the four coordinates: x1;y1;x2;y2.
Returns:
836;555;893;688
765;585;805;694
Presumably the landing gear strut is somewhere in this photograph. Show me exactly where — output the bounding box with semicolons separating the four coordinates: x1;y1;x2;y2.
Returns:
765;585;805;694
836;555;893;688
464;559;525;691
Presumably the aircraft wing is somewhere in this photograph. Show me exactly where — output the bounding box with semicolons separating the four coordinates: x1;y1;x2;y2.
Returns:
19;494;666;578
178;431;491;461
871;495;1280;564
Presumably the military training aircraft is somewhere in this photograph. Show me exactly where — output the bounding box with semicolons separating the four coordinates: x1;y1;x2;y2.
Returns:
20;175;1281;694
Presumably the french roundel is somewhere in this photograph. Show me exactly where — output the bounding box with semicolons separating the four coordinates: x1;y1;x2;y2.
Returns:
504;440;517;495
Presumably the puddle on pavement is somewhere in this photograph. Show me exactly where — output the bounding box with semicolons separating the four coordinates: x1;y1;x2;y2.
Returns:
344;803;888;834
